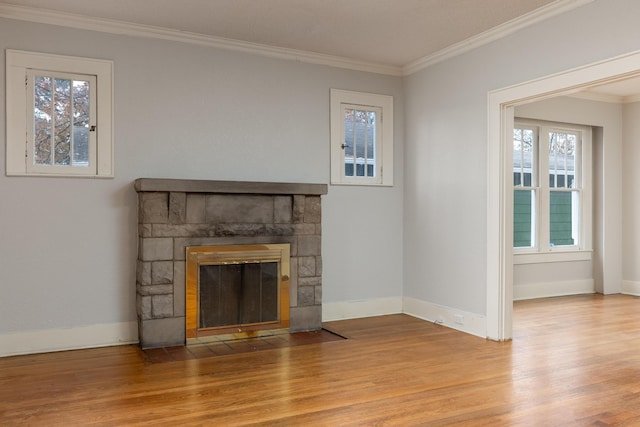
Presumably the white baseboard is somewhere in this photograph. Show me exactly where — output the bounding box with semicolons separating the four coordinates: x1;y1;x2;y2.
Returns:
0;321;138;358
322;297;403;322
513;279;594;301
622;280;640;296
402;297;487;338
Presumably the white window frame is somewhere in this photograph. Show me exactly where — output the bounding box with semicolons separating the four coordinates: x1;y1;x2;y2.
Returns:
513;119;592;264
330;89;393;186
6;49;114;178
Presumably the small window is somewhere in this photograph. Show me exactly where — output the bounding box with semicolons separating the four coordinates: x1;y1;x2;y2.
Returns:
330;89;393;186
6;50;114;177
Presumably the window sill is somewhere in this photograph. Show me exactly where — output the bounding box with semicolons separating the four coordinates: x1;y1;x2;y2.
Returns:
513;250;592;265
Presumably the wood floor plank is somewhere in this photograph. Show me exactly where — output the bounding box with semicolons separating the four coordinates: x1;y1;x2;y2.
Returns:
1;294;640;425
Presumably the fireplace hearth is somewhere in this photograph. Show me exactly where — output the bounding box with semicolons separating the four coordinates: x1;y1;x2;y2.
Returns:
134;179;327;349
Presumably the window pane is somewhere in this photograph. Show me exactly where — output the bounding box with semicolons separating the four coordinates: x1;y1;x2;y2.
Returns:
34;76;52;165
550;191;578;246
344;108;377;178
549;131;576;188
513;128;534;187
54;78;72;165
514;189;535;248
72;80;90;167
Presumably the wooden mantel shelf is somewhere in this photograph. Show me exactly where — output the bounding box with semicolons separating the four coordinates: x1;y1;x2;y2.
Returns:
134;178;328;196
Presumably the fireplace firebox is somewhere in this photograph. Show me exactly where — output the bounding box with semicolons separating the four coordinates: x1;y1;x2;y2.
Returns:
186;244;290;339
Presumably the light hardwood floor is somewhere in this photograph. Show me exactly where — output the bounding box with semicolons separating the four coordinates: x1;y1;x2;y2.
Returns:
1;294;639;426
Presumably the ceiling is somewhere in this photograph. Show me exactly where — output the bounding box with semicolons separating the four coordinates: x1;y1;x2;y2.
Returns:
2;0;639;99
0;0;557;68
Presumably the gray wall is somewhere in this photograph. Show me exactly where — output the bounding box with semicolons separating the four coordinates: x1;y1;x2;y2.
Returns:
0;17;404;354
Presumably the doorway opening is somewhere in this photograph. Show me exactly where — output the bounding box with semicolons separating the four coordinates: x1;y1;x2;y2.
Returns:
487;50;640;341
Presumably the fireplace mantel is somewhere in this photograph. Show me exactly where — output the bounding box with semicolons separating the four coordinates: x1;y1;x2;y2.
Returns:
134;178;327;349
134;178;327;196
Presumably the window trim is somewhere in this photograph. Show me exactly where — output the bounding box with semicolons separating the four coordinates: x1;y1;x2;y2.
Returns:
6;49;114;178
513;119;592;260
330;89;393;186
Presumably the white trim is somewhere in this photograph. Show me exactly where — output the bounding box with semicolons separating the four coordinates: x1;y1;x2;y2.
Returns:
6;49;114;178
0;2;591;77
514;250;592;264
402;0;594;75
488;49;640;342
322;297;402;321
0;3;402;77
402;297;487;338
0;321;138;358
622;280;640;296
514;279;594;300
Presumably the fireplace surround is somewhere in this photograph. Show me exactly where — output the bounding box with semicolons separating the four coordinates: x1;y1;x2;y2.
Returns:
135;178;327;349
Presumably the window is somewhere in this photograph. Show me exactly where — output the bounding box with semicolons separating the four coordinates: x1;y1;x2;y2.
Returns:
330;89;393;186
513;120;592;261
6;50;114;177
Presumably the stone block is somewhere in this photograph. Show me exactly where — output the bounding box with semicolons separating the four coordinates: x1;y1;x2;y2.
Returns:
140;238;173;261
298;256;316;277
152;224;216;237
140;192;169;224
169;192;186;224
186;194;206;223
289;306;321;332
206;195;274;224
173;261;185;317
292;195;305;223
274;196;292;223
315;256;322;275
137;284;173;296
298;285;315;307
293;223;316;235
151;261;173;284
139;317;185;349
139;224;153;237
314;286;322;305
304;196;321;223
152;294;173;318
215;223;266;237
264;224;295;236
137;261;151;285
298;235;321;256
137;295;152;320
299;277;322;287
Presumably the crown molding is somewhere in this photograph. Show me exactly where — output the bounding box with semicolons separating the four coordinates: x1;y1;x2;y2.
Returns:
568;90;640;104
567;91;625;104
0;3;404;77
402;0;595;76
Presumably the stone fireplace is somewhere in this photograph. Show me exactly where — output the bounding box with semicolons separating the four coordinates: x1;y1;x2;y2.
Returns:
135;178;327;349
